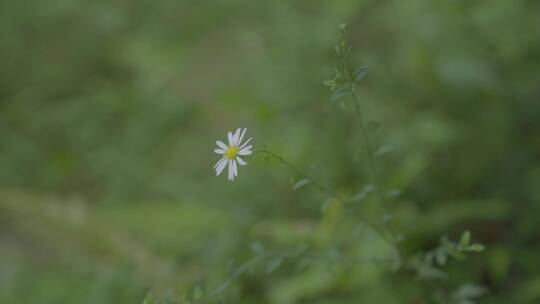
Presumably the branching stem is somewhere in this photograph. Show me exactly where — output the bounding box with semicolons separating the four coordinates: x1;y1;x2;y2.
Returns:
339;30;389;212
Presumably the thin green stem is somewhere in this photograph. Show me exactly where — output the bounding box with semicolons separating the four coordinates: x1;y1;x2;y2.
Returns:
352;90;388;210
254;149;336;198
340;35;388;211
338;30;400;258
254;149;399;257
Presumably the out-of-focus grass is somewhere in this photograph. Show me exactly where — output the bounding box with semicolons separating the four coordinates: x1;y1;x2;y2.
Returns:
0;189;240;302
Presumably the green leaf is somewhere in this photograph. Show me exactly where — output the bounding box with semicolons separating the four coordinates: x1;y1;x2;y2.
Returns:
385;189;402;198
354;67;368;81
375;145;395;157
334;44;341;56
435;248;447;266
460;230;471;246
250;242;265;254
293;179;310;191
452;284;486;300
266;257;284;274
349;184;375;202
417;263;448;280
323;80;337;90
468;243;485;252
382;213;393;223
330;87;349;102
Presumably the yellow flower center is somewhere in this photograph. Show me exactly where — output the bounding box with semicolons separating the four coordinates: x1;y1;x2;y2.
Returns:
224;146;239;160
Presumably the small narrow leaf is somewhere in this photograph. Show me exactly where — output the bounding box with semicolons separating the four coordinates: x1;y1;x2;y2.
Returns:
266;258;283;274
293;179;310;191
460;231;471;247
468;244;485;252
250;242;264;254
436;249;447;266
330;87;349;102
334;44;341;56
349;184;375;202
382;213;393;223
452;284;486;300
375;145;395;157
418;264;448;280
321;199;332;211
385;189;402;198
354;67;368;81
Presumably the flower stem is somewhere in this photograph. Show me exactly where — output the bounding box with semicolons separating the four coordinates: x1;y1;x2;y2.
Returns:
254;149;336;198
338;29;401;258
254;149;399;259
340;31;388;209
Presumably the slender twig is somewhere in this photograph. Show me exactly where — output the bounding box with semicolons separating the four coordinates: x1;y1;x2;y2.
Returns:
339;30;389;212
336;29;401;262
254;149;398;255
254;149;338;199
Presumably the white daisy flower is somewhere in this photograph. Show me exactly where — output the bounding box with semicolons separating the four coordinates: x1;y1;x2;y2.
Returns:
214;128;253;181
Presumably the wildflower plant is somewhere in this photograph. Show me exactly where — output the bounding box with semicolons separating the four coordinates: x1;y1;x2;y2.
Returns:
148;24;486;304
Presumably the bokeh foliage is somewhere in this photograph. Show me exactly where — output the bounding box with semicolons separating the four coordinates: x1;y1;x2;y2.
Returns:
1;0;539;303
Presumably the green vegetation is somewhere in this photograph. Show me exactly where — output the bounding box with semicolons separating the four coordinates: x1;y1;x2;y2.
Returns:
1;1;539;303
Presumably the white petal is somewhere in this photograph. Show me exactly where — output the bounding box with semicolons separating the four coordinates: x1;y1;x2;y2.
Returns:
236;156;247;166
214;148;225;154
239;137;253;149
238;128;247;145
232;159;238;177
239;145;252;155
215;158;228;176
233;128;241;146
214;157;225;169
228;160;234;181
227;132;234;146
216;140;228;150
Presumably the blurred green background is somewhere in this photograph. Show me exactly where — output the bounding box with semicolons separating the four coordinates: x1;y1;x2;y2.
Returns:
1;0;540;303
